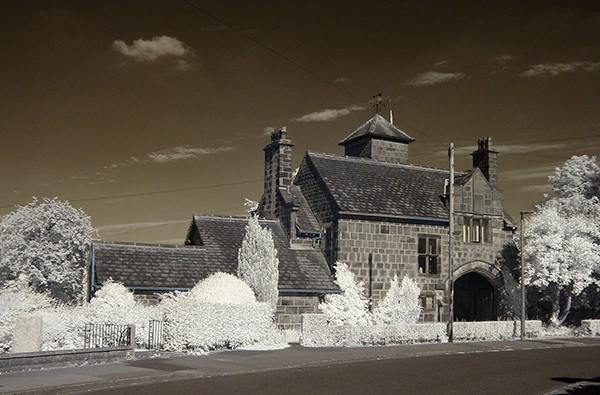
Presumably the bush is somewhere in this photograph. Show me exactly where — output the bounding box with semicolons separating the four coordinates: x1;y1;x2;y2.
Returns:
160;272;282;352
373;275;421;325
320;263;422;326
319;262;371;326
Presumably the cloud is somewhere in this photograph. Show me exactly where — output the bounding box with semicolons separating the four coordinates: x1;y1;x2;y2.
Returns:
293;105;365;122
495;55;514;63
457;142;570;155
501;163;559;182
405;71;466;86
519;61;600;77
148;145;234;163
108;145;234;168
97;219;189;235
521;184;552;193
112;36;194;69
263;127;276;136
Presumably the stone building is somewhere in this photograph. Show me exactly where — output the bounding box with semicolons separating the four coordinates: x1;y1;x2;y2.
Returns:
258;114;516;322
90;112;516;327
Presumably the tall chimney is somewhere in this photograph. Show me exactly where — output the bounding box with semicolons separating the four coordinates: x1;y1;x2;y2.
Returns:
471;137;499;189
259;127;294;219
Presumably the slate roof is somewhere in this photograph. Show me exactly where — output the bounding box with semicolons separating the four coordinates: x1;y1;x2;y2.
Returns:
190;215;337;292
305;151;461;222
290;185;321;232
92;216;338;294
92;241;209;291
339;114;415;146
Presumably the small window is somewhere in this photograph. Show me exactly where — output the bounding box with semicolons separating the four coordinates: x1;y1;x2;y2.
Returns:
462;217;489;243
418;236;439;274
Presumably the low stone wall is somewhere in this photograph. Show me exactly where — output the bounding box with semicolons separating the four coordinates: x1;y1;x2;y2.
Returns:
301;314;543;347
453;320;542;341
301;314;447;347
275;295;320;331
0;347;134;373
581;319;600;336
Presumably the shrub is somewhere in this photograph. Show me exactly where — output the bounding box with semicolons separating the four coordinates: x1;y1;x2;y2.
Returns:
319;262;371;326
373;275;422;325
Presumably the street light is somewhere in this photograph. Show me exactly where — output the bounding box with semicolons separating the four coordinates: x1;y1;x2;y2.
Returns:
520;211;533;341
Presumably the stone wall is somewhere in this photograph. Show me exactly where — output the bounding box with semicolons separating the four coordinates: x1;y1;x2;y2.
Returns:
275;295;320;331
335;212;513;322
336;219;449;321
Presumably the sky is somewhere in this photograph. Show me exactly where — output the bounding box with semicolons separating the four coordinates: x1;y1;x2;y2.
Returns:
1;0;599;244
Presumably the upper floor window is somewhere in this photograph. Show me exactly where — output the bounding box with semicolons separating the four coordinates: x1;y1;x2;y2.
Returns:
418;236;439;274
462;217;490;243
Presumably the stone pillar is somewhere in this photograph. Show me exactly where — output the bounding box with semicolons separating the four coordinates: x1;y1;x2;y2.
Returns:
12;315;43;353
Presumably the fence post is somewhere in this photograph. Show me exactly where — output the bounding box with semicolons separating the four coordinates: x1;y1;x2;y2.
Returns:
129;324;135;359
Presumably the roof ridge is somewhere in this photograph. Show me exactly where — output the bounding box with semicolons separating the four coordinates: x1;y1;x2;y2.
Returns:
92;239;204;250
192;213;280;223
307;151;467;174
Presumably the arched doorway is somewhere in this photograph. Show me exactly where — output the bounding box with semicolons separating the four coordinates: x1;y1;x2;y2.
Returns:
454;272;496;321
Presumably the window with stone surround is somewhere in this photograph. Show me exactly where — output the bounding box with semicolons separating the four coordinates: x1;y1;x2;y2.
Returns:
418;236;439;275
462;217;490;243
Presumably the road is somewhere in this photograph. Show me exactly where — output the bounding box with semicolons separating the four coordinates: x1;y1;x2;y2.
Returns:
86;344;600;395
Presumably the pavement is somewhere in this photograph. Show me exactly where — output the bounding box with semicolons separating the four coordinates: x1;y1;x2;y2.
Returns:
1;337;600;395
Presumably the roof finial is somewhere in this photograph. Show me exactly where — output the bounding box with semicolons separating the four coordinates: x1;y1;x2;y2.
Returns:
369;93;383;114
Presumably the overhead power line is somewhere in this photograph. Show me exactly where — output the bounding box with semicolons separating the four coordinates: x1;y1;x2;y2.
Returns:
0;179;263;209
181;0;365;104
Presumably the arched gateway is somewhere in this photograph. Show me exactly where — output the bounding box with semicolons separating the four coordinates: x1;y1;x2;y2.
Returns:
453;261;502;321
454;272;496;321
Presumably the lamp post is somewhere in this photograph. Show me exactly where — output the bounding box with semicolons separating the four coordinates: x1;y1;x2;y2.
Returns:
520;211;533;340
448;144;455;342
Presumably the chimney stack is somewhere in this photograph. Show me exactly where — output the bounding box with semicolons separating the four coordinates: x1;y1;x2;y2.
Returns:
471;137;499;189
259;127;294;219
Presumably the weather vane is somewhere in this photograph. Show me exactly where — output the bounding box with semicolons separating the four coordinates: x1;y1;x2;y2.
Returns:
369;93;383;114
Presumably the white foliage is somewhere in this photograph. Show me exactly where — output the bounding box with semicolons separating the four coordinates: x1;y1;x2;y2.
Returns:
523;197;600;295
161;272;282;352
187;272;256;305
237;215;279;312
319;262;372;326
373;275;422;324
522;155;600;325
0;275;283;354
0;287;53;352
0;197;95;303
548;155;600;199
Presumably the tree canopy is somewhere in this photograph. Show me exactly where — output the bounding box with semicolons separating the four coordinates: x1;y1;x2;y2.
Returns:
237;215;279;312
0;198;95;303
523;156;600;326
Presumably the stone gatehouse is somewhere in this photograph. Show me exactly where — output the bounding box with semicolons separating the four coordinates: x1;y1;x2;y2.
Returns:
89;112;516;328
258;114;516;322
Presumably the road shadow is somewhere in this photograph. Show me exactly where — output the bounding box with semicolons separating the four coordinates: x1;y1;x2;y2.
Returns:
551;377;600;394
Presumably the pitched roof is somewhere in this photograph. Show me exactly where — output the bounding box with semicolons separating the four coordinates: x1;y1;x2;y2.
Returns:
92;215;338;294
339;114;415;146
190;215;337;292
305;151;458;222
92;241;209;291
290;185;321;232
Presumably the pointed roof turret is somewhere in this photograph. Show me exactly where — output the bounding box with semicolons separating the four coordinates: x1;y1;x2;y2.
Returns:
339;114;414;146
339;114;414;164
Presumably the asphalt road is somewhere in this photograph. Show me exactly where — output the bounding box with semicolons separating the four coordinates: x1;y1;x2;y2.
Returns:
85;345;600;395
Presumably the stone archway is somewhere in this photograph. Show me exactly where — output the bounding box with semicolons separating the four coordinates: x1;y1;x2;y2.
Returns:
454;272;496;321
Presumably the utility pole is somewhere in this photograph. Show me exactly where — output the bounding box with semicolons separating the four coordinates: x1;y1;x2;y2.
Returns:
448;143;455;342
520;211;533;340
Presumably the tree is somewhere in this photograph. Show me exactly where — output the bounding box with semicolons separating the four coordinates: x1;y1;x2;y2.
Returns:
0;198;95;303
319;262;372;326
523;156;600;326
373;275;422;324
548;155;600;199
237;215;279;312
